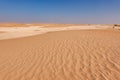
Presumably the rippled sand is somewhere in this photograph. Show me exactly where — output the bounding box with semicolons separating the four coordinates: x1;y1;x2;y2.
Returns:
0;29;120;80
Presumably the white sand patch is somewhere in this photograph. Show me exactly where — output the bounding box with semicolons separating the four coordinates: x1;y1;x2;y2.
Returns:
0;26;112;40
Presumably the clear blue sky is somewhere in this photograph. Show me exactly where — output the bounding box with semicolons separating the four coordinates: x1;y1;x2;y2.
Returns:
0;0;120;24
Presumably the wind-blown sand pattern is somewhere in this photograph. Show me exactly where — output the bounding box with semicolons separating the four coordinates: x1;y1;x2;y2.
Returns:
0;28;120;80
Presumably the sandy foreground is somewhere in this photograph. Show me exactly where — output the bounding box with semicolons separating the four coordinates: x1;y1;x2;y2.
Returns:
0;25;120;80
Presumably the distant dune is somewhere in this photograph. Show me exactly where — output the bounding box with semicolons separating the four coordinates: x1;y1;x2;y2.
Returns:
0;23;114;27
0;23;79;27
0;24;120;80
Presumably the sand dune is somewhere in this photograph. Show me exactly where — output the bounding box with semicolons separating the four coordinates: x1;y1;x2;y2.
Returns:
0;25;113;40
0;29;120;80
0;23;114;27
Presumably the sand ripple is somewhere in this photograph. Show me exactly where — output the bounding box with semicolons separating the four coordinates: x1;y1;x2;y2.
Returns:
0;30;120;80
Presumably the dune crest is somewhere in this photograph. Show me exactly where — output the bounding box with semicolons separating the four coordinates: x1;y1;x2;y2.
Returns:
0;25;113;40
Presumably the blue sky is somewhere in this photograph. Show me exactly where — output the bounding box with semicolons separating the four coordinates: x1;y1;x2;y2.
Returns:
0;0;120;24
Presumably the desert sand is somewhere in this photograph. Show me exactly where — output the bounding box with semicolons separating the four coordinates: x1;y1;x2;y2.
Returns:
0;24;120;80
0;23;114;27
0;25;113;40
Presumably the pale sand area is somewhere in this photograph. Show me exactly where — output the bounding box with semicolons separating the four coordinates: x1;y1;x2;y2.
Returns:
0;25;113;40
0;29;120;80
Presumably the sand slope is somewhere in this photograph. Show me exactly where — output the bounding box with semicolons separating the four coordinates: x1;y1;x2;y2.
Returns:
0;29;120;80
0;25;113;40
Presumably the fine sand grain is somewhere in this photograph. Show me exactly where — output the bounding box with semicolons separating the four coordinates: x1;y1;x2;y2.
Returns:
0;32;4;33
0;29;120;80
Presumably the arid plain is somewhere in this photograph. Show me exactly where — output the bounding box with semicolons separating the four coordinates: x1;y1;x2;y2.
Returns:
0;23;120;80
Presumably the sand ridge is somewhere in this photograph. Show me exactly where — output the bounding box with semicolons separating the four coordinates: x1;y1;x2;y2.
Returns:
0;25;113;40
0;23;114;27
